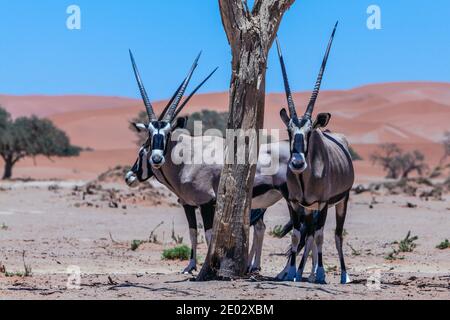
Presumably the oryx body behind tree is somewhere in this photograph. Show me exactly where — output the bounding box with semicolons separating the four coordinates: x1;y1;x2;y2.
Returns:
126;51;300;274
276;23;355;284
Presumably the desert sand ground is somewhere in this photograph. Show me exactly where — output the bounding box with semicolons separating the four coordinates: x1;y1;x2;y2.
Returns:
0;179;448;300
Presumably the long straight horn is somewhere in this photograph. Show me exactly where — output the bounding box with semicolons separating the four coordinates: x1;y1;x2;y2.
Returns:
276;37;297;119
158;81;184;121
304;21;338;119
129;50;157;122
173;67;219;119
162;52;202;122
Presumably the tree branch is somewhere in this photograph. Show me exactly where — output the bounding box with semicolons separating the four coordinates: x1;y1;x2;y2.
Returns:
12;154;24;165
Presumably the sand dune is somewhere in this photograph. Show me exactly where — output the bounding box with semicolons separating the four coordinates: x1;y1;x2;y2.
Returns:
0;82;448;181
0;95;139;118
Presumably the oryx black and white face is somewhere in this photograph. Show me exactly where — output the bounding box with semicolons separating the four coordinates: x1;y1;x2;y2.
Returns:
276;22;338;174
133;121;171;169
280;112;312;173
128;49;217;171
132;118;187;169
280;109;331;174
125;146;153;188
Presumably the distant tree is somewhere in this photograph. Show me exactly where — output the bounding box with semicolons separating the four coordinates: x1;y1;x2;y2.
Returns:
0;106;81;180
131;109;275;144
130;111;148;146
370;143;427;179
130;110;228;145
370;144;403;179
399;150;427;178
186;110;228;137
349;146;362;161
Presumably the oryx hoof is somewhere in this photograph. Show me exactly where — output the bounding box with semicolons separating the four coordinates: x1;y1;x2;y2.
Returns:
340;272;351;284
308;273;316;283
295;269;305;282
276;266;297;281
315;267;327;284
182;262;197;275
182;268;197;275
247;266;261;274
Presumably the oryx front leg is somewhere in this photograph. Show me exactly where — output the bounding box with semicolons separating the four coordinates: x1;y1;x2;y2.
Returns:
296;210;316;282
182;205;198;274
200;200;215;247
276;206;301;281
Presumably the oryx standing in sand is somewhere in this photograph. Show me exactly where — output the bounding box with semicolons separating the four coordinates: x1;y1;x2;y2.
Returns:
125;50;301;274
275;22;355;284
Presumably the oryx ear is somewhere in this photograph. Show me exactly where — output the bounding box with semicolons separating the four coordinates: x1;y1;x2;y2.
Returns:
280;108;290;127
313;113;331;129
132;123;148;132
173;116;188;130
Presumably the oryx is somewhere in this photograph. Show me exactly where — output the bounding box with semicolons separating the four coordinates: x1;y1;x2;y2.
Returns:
275;22;355;284
126;50;301;274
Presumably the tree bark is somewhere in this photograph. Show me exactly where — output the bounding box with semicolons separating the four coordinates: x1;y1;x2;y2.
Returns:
197;0;295;281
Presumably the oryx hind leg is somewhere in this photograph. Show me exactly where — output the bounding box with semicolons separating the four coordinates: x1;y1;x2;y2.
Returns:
335;193;351;284
248;209;267;273
248;214;266;273
183;205;198;274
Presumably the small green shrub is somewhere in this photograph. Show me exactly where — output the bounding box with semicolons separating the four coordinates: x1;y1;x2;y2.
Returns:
348;243;361;256
398;231;418;253
131;240;145;251
385;231;418;260
162;245;190;261
269;225;285;238
436;239;450;250
325;265;338;273
4;271;26;277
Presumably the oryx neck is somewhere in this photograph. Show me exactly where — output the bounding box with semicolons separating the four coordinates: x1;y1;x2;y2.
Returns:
151;138;179;195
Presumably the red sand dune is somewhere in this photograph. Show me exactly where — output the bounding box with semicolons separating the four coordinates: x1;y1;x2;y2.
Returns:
0;82;448;182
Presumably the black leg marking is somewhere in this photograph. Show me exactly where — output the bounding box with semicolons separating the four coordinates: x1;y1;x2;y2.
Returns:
289;251;297;267
297;212;315;275
316;205;328;270
335;193;350;273
183;205;197;230
318;252;323;268
200;200;215;231
288;205;302;231
250;209;266;227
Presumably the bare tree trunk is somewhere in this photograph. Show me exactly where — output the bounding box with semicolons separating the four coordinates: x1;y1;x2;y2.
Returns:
2;156;13;180
198;0;295;281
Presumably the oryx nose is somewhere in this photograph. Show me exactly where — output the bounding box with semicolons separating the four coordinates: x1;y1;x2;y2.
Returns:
291;154;306;171
152;154;163;165
125;172;139;188
291;159;305;170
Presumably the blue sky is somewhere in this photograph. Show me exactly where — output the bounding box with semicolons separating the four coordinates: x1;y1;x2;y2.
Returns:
0;0;449;100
